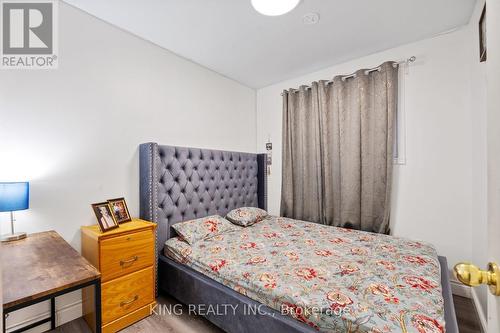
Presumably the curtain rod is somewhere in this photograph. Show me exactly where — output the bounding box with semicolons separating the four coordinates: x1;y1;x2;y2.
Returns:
282;56;416;95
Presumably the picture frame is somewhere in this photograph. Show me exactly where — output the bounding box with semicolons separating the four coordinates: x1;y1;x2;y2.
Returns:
479;4;487;62
92;202;119;232
108;197;132;223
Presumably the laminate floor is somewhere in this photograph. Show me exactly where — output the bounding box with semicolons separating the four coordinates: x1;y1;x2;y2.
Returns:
52;294;482;333
52;294;222;333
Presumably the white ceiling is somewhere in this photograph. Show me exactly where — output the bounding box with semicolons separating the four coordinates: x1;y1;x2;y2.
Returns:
64;0;476;88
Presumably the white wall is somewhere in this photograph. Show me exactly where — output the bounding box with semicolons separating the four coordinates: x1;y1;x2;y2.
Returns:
256;26;483;274
0;2;256;331
487;0;500;330
467;0;488;327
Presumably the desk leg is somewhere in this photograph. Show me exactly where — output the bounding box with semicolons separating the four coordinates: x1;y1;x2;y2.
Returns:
3;313;6;333
94;279;102;333
50;298;56;329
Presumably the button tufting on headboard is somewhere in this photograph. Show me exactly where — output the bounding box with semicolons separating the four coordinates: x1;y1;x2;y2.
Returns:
140;143;267;256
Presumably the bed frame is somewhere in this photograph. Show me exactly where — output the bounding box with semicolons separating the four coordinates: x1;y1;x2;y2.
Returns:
139;142;458;333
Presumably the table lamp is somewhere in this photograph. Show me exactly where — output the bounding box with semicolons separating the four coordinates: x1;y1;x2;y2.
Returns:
0;182;29;242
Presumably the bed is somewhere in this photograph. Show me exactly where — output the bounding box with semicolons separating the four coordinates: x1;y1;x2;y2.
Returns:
139;143;458;333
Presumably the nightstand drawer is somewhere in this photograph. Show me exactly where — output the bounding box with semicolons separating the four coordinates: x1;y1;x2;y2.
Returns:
100;230;154;281
101;266;154;324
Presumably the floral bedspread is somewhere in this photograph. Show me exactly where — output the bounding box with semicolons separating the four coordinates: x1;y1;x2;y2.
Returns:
165;216;445;333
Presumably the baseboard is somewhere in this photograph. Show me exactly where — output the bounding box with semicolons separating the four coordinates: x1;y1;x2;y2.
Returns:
6;299;83;333
450;280;472;298
471;288;488;333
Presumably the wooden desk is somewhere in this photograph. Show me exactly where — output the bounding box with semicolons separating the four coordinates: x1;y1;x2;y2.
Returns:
1;231;101;333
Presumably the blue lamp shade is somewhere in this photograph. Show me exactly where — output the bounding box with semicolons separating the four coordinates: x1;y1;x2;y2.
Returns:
0;182;29;212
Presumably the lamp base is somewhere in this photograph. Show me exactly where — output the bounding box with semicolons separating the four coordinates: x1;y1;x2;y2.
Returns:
1;232;27;242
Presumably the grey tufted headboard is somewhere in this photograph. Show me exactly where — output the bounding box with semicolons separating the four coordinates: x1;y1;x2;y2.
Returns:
139;143;267;254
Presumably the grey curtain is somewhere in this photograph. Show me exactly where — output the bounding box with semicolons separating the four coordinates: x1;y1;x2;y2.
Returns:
281;61;398;234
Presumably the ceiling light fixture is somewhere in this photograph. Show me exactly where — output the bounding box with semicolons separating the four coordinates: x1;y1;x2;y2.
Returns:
251;0;301;16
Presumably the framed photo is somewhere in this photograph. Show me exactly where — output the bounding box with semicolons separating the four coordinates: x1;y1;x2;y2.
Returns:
108;197;132;223
479;4;487;62
92;202;119;232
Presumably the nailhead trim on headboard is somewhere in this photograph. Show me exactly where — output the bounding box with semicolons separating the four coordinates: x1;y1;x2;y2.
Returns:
152;143;159;297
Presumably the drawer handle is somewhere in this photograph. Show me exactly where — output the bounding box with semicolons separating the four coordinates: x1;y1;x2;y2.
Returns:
120;256;138;266
120;295;138;307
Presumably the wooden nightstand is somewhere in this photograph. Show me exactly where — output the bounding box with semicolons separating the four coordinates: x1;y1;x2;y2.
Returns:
81;219;156;333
